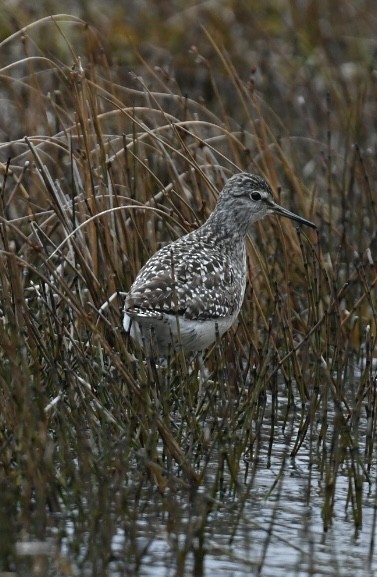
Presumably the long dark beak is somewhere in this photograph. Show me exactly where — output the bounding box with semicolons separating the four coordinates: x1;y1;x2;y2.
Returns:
270;201;317;229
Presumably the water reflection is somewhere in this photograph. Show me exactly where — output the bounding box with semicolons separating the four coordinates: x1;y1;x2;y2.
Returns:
13;375;376;577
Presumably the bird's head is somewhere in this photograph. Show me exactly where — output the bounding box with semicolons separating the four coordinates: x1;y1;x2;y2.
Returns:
215;173;316;231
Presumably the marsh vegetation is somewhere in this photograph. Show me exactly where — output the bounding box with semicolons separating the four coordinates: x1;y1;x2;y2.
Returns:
0;3;376;575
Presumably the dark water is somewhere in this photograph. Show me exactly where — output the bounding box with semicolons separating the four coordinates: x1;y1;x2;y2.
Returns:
14;365;377;577
120;448;376;577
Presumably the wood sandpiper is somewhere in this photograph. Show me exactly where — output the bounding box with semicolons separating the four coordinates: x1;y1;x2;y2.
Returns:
123;173;316;355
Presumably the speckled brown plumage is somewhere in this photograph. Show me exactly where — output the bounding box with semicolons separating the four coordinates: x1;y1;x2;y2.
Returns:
123;173;316;354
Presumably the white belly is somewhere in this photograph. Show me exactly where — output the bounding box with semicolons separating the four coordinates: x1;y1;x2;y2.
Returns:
123;310;236;355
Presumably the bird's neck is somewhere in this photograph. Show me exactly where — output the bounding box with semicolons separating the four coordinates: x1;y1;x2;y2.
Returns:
200;206;250;245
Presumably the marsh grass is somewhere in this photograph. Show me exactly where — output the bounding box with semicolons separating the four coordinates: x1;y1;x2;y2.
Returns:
0;10;376;576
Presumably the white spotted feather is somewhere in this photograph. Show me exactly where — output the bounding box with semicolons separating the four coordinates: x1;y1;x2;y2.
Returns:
123;173;316;354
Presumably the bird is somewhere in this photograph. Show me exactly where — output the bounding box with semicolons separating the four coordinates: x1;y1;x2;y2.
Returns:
123;173;316;356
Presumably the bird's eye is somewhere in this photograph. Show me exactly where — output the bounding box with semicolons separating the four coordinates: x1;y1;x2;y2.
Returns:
251;192;262;201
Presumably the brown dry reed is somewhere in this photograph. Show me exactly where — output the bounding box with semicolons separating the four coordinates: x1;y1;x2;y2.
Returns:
0;11;376;577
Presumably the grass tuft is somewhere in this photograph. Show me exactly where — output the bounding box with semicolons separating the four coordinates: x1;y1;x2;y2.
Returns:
0;7;376;575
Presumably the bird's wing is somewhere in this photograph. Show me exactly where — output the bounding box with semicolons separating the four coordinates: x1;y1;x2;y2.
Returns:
124;240;240;320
